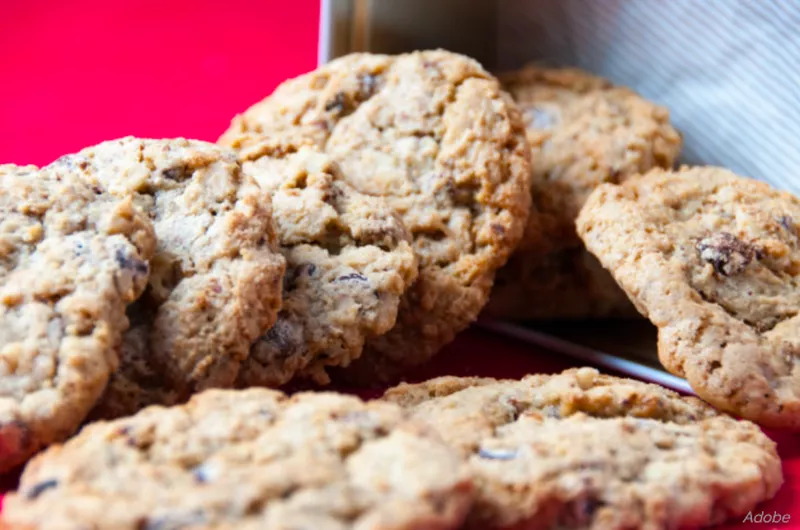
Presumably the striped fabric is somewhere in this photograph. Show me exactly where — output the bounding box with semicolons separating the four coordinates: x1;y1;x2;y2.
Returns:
497;0;800;194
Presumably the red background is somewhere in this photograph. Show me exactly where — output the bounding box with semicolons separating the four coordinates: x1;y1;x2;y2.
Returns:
0;1;797;528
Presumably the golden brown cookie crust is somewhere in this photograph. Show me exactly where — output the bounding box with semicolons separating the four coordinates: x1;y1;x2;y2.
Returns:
48;138;286;393
220;50;532;384
230;138;418;387
578;166;800;429
0;163;155;471
4;389;473;530
383;368;782;529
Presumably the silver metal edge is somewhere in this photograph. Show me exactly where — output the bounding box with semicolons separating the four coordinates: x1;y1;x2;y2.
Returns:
480;320;694;394
318;0;334;65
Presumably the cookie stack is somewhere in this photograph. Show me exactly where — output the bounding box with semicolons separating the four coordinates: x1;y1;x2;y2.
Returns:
0;49;794;529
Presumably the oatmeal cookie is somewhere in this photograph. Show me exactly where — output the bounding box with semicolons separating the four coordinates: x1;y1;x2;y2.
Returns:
384;368;782;529
488;65;681;319
578;166;800;429
231;138;418;386
3;389;473;530
220;50;531;384
0;163;155;471
47;138;286;392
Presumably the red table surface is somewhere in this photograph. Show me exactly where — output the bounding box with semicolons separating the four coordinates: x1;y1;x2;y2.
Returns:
0;1;798;528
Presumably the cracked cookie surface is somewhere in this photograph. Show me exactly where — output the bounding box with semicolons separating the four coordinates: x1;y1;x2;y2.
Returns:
220;50;531;384
578;166;800;428
488;66;681;319
47;138;286;393
3;389;473;530
383;368;782;529
0;163;155;472
230;139;418;387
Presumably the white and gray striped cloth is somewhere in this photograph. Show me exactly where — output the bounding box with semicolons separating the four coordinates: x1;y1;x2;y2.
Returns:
322;0;800;193
502;0;800;194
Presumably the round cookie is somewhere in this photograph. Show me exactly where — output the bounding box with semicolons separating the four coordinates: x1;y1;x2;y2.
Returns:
487;65;681;320
232;139;418;387
577;166;800;429
0;163;155;472
220;50;532;384
486;247;638;320
3;389;474;530
47;137;286;392
383;368;782;529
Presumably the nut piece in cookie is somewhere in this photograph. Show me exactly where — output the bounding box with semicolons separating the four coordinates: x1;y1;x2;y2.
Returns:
577;166;800;429
3;389;473;530
47;138;286;392
220;50;532;384
230;137;418;386
0;163;155;472
487;65;682;320
383;368;783;529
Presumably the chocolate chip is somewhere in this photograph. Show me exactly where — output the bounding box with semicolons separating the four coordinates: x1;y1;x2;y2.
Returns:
780;215;795;233
477;447;518;460
24;479;58;499
336;272;368;282
696;232;760;276
115;248;150;277
324;91;349;113
162;166;190;181
490;224;506;236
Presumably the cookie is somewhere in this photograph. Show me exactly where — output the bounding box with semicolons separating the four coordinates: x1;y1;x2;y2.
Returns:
383;368;782;529
231;139;418;387
220;50;531;384
3;389;474;530
86;303;179;421
577;166;800;429
47;138;286;392
487;65;681;320
0;163;155;472
486;247;638;320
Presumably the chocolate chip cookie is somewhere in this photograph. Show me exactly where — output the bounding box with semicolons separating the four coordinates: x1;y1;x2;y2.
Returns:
3;389;473;530
383;368;782;529
487;65;681;319
229;138;418;387
47;137;286;392
0;163;155;472
220;50;531;384
578;166;800;429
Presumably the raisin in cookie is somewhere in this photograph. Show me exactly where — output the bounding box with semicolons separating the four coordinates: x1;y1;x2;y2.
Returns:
220;50;531;384
47;138;286;392
0;163;155;472
578;166;800;429
3;389;473;530
383;368;782;529
487;65;681;320
231;138;418;387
